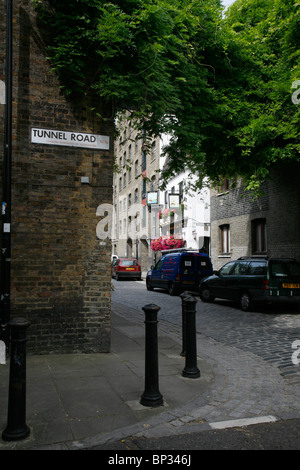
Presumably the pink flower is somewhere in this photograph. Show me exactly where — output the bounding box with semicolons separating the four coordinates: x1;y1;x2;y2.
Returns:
150;236;184;251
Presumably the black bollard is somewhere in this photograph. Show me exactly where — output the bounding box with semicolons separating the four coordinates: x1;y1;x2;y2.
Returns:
182;296;200;379
140;304;163;407
180;293;187;356
2;318;30;441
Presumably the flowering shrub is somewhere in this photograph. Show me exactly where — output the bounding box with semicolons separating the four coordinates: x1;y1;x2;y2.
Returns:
150;236;185;251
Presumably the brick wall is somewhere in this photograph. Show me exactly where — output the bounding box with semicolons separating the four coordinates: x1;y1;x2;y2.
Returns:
211;166;300;271
0;1;114;353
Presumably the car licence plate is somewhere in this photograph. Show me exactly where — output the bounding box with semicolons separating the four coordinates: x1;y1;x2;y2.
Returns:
282;283;300;288
126;268;135;270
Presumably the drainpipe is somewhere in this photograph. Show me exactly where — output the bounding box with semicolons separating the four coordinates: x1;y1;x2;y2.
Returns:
1;0;12;347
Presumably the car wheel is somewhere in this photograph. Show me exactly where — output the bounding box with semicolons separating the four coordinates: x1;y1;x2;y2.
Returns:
199;284;215;302
115;273;120;281
146;279;153;291
168;282;178;296
240;292;253;312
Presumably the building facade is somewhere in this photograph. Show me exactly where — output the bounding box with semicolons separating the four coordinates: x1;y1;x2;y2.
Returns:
112;117;211;271
210;164;300;271
112;116;166;272
0;1;114;353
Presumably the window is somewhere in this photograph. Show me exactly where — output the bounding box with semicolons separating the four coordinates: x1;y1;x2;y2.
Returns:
154;259;163;271
232;261;249;275
120;260;138;267
128;193;132;207
179;181;184;197
219;261;235;275
218;177;230;193
180;255;195;269
151;141;156;160
135;160;139;177
220;224;230;254
150;175;156;191
252;218;267;254
249;261;267;275
164;191;168;206
134;188;139;203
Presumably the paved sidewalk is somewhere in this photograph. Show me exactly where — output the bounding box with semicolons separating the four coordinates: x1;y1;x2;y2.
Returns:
0;302;300;450
0;306;214;450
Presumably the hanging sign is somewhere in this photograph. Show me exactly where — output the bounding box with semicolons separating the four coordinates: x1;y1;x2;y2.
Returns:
169;193;181;208
31;128;110;150
147;191;158;205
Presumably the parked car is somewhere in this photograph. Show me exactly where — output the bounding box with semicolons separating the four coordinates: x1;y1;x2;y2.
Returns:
111;257;141;281
199;256;300;311
146;248;213;295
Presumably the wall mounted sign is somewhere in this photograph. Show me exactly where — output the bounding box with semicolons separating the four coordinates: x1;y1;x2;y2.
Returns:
31;128;110;150
147;191;158;205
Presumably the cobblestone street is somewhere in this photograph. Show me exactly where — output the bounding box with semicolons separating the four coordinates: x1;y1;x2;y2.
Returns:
112;279;300;427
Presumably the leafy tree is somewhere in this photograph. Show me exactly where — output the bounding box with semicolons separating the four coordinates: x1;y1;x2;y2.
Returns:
33;0;300;193
220;0;300;193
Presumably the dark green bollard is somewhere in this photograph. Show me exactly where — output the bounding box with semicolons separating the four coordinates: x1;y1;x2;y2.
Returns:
2;318;30;441
182;296;200;379
140;304;163;407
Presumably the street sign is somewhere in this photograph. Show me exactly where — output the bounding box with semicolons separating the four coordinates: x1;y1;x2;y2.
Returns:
31;128;110;150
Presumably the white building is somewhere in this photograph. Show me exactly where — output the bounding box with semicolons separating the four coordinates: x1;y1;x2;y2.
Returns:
159;169;210;254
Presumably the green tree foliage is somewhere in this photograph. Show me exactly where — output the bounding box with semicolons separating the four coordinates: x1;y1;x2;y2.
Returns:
33;0;300;192
221;0;300;192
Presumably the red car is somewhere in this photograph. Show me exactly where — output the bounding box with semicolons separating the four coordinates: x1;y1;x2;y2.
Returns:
111;258;141;281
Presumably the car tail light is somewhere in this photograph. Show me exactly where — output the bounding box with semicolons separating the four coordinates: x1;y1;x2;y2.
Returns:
176;274;180;282
261;280;269;290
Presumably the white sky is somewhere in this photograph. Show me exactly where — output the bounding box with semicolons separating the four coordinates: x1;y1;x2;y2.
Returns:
222;0;237;9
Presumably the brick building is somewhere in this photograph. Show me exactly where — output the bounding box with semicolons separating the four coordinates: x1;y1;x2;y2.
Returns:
210;163;300;271
112;115;167;272
0;1;114;353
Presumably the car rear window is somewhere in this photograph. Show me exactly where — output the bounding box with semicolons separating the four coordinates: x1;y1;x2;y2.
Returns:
179;254;211;270
120;260;138;267
270;260;300;278
180;255;195;269
196;256;211;269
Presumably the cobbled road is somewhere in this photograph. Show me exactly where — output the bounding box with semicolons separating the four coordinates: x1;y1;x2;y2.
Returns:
112;279;300;385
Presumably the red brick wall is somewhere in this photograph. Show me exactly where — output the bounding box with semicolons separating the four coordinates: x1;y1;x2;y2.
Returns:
0;0;114;353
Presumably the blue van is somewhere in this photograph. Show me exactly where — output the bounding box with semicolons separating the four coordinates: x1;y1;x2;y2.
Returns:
146;249;213;295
